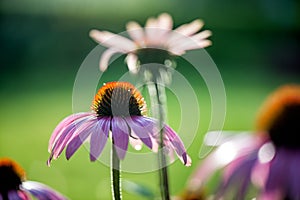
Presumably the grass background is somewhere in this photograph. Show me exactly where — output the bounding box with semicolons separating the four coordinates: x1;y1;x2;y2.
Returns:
0;0;299;199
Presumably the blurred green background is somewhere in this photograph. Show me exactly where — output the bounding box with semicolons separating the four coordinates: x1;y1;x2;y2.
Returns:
1;0;299;199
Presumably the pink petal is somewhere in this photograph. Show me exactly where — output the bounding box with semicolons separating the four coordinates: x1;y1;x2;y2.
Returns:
258;190;283;200
130;117;158;137
181;152;192;167
21;181;68;200
90;117;110;161
48;113;90;152
169;36;211;54
251;161;270;188
187;133;265;190
164;124;190;166
89;30;136;52
129;117;159;152
49;115;93;161
192;30;212;41
174;19;204;36
126;117;153;150
157;13;173;31
145;17;157;28
111;117;129;160
126;21;145;46
125;53;139;74
99;48;120;71
187;150;225;190
8;191;24;200
64;119;98;160
145;17;160;46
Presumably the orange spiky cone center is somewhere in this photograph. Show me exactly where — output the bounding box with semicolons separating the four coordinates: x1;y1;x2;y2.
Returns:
92;82;147;117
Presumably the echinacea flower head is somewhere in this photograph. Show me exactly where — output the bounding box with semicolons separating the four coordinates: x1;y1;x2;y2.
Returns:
47;81;191;166
189;84;300;200
256;84;300;149
0;157;67;200
89;12;212;73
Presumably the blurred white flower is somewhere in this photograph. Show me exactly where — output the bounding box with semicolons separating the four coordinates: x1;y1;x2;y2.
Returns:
89;13;212;73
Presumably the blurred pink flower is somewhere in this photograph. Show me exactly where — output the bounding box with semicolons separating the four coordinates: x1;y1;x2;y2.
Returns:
188;84;300;200
89;13;212;73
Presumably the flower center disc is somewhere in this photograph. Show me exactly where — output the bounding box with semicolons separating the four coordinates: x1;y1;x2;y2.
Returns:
269;104;300;148
92;82;146;117
136;48;173;65
256;85;300;149
0;158;25;194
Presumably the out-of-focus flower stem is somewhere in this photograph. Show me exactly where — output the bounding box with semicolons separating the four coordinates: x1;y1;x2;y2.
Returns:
111;140;122;200
145;74;170;200
154;82;170;200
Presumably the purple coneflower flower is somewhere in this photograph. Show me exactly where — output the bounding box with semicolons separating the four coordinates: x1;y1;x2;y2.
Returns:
47;81;191;166
0;157;67;200
89;12;212;73
189;84;300;200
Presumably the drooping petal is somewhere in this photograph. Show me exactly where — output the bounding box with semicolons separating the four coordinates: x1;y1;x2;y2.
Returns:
251;160;270;188
264;148;300;200
129;137;143;151
48;113;91;152
129;116;159;151
130;116;158;136
90;117;110;161
64;118;98;160
89;30;136;52
188;133;264;190
288;151;300;199
99;48;120;72
126;117;153;150
164;124;191;166
217;152;258;200
49;116;94;159
222;152;256;183
125;53;139;74
47;115;94;165
187;150;225;190
21;181;68;200
111;117;129;160
126;21;145;46
7;191;26;200
264;150;288;197
181;152;192;167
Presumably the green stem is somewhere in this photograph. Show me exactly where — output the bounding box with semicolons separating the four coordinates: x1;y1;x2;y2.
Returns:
154;82;170;200
111;142;121;200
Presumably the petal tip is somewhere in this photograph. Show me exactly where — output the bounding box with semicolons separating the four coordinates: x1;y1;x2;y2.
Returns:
182;153;192;167
89;29;100;38
90;156;97;162
46;159;51;167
